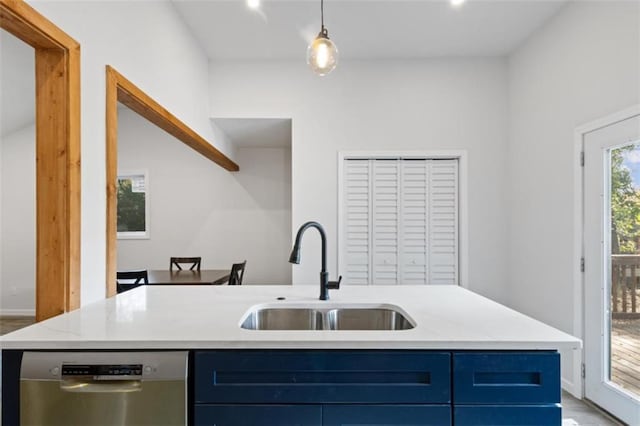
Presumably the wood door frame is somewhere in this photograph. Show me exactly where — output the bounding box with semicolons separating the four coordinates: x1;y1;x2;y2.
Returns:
105;65;239;297
0;0;81;320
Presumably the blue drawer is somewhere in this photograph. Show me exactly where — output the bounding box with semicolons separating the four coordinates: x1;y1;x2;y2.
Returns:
453;351;560;404
323;405;451;426
454;404;561;425
194;350;451;404
194;404;321;426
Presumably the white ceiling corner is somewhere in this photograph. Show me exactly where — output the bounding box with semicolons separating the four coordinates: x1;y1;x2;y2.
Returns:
213;117;292;148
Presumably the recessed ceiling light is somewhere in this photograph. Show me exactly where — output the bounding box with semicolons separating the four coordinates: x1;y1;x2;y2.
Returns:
451;0;466;7
247;0;260;10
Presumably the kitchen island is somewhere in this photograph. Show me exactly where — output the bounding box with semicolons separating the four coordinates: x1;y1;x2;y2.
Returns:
1;285;581;425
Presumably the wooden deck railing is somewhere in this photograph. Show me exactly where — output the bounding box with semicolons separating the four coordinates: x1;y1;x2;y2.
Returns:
612;254;640;318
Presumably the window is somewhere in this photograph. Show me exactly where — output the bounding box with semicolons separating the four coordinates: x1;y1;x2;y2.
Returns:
117;171;149;239
340;157;459;285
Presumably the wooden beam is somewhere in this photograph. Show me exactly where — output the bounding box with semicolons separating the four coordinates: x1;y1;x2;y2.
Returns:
1;0;81;320
35;49;68;320
105;66;238;297
105;67;118;298
0;0;77;49
109;66;239;172
66;41;81;312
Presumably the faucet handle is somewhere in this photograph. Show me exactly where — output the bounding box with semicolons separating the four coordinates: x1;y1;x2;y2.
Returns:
328;275;342;290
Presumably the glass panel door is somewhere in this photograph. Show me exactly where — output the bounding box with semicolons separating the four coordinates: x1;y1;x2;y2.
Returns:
610;144;640;398
584;114;640;424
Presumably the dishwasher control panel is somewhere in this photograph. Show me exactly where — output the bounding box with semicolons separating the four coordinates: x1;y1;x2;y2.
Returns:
62;364;143;378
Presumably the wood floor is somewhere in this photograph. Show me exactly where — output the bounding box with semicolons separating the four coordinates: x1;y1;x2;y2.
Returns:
611;318;640;398
0;316;35;335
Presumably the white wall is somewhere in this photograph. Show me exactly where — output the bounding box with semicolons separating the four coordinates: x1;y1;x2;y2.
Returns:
0;30;35;137
0;124;35;315
209;59;510;302
508;1;640;393
26;0;235;305
117;108;291;285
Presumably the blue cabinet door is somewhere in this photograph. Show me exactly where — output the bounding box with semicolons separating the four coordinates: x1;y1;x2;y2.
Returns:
453;352;560;405
454;405;561;425
195;350;451;404
194;404;322;426
323;405;451;426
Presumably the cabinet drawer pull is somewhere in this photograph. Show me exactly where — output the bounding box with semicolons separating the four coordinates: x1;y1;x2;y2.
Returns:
473;372;541;386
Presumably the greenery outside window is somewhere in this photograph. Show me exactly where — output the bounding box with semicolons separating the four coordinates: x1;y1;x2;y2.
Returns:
611;144;640;254
117;171;149;239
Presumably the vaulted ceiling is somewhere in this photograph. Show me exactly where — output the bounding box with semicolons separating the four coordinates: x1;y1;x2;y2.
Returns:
2;0;568;140
172;0;567;60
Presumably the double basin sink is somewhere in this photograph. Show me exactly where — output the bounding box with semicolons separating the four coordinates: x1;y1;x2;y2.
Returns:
240;304;415;331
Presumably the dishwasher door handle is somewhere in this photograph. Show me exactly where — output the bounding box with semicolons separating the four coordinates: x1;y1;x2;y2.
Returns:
60;379;142;393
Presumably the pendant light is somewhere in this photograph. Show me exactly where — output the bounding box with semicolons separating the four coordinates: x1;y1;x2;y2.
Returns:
306;0;338;76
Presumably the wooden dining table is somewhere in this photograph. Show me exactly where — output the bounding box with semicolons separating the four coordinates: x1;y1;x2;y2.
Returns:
147;269;230;285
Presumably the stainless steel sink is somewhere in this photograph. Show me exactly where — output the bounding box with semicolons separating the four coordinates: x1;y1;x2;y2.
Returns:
241;308;323;330
325;308;413;330
240;305;415;331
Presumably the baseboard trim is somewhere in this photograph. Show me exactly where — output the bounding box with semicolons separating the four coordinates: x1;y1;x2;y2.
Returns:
563;377;582;399
0;308;35;317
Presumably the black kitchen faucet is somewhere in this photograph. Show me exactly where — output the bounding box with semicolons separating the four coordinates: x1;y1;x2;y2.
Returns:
289;221;342;300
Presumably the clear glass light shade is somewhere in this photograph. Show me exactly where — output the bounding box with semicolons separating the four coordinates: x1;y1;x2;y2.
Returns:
306;34;338;76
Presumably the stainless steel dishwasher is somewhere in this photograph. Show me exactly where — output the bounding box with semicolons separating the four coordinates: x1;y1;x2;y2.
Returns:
20;351;188;426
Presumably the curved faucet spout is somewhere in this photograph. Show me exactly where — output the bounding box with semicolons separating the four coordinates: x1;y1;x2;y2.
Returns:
289;221;341;300
289;221;326;270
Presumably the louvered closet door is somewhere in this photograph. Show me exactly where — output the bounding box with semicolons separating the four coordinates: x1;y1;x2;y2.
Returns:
342;158;458;286
400;160;428;284
343;160;371;285
372;160;399;285
428;160;458;285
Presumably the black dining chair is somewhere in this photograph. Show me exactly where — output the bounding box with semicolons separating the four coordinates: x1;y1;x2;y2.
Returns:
228;261;247;286
170;257;201;271
116;270;149;294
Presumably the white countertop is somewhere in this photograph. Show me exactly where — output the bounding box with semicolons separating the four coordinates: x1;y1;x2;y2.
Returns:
0;285;581;350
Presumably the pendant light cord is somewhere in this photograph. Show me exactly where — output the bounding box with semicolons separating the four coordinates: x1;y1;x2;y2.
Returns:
321;0;325;30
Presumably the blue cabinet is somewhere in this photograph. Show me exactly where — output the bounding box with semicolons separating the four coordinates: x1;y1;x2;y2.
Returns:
453;351;560;404
194;405;322;426
454;405;561;426
194;350;452;425
194;404;452;426
453;351;561;426
323;405;451;426
195;350;450;404
193;350;561;426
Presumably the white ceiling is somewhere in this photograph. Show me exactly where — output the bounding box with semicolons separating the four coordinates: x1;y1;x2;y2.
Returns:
1;1;568;143
213;118;292;148
1;29;35;138
172;0;568;60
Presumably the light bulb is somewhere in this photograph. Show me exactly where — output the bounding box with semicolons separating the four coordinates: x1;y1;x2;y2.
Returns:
247;0;260;10
306;31;338;76
451;0;466;7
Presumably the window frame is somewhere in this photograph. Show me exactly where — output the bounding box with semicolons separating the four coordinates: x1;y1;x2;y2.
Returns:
116;170;150;240
337;151;468;288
